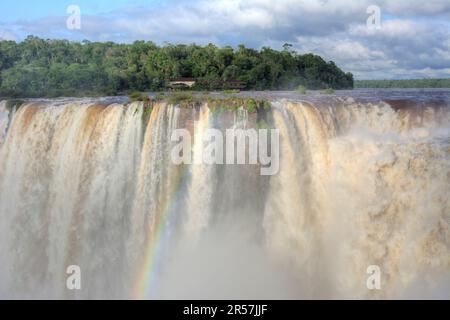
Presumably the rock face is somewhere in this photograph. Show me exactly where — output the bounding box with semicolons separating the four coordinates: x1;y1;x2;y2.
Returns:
0;90;449;299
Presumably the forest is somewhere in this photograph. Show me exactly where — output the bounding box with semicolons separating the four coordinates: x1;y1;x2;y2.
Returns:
0;36;354;97
355;79;450;89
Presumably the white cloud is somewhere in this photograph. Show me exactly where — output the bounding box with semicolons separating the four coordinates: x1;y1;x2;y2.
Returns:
380;0;450;16
0;27;17;41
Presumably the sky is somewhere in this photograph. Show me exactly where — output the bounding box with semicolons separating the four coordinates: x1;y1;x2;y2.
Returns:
1;0;450;80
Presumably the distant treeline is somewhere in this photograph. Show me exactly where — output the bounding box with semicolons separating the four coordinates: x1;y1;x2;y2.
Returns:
355;79;450;88
0;36;353;98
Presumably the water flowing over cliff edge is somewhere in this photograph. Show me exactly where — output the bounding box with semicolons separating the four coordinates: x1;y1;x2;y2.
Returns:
0;90;449;299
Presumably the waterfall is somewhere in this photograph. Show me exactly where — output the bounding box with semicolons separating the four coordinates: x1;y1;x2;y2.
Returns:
0;101;9;146
129;102;181;298
264;101;331;297
0;97;449;299
264;99;450;298
184;105;215;238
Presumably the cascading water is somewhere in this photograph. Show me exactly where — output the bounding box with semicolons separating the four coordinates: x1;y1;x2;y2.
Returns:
184;105;215;238
265;98;450;298
0;92;449;299
0;101;9;145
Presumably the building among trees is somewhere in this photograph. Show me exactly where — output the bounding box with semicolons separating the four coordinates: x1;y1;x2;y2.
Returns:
0;36;354;97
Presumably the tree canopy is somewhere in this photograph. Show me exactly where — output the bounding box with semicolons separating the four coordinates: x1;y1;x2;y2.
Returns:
355;79;450;89
0;36;354;97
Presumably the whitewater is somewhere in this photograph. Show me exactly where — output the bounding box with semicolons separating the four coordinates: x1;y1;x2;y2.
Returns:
0;89;449;299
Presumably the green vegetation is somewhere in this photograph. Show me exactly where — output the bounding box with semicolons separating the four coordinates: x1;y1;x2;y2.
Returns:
262;100;271;111
355;79;450;88
297;85;307;94
5;99;24;112
0;36;353;98
323;88;335;94
167;92;196;106
223;89;241;95
255;119;271;130
129;91;150;102
165;93;272;115
153;92;165;101
207;97;271;114
200;92;211;101
246;99;258;113
141;105;153;125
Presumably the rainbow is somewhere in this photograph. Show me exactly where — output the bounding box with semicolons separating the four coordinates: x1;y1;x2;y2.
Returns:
131;104;211;299
131;163;189;299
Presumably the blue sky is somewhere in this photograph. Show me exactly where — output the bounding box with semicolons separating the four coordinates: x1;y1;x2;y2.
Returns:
1;0;450;80
0;0;166;22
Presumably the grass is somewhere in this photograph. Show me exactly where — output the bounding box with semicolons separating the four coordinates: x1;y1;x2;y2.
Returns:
323;88;335;94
